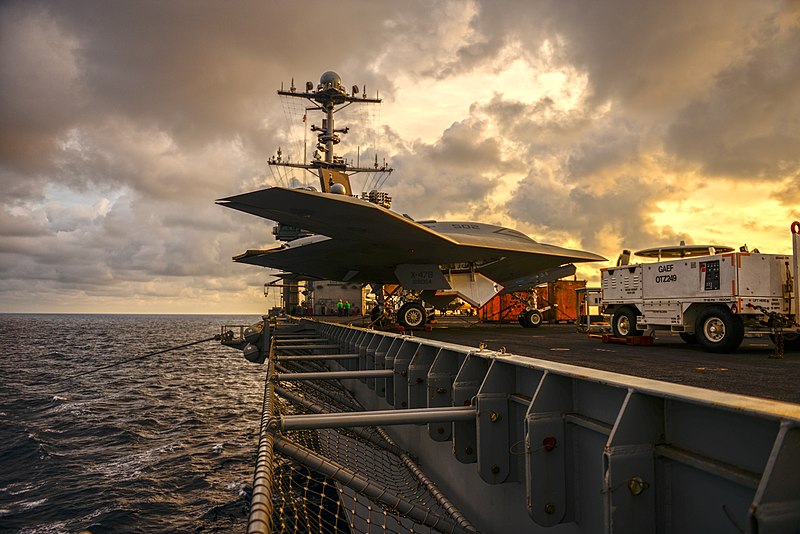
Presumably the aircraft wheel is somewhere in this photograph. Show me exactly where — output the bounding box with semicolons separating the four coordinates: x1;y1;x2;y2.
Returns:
679;332;698;344
518;314;529;327
696;306;743;353
612;307;643;337
398;302;426;328
524;310;543;328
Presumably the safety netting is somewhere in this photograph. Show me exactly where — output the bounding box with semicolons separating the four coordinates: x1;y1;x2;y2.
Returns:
264;355;476;534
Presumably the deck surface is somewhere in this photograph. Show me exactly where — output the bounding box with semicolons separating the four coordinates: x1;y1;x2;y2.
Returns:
321;316;800;404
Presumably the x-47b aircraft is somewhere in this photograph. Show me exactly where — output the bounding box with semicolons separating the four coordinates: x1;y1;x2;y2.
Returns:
218;186;605;326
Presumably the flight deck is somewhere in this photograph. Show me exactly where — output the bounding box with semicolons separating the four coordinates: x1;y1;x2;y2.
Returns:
329;316;800;404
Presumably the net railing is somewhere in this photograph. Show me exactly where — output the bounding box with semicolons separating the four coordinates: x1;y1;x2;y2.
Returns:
253;325;477;534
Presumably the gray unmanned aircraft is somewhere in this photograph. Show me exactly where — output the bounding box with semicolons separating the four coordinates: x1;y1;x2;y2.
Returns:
218;186;605;327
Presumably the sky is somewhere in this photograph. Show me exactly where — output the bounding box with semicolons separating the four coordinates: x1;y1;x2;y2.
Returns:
1;0;799;314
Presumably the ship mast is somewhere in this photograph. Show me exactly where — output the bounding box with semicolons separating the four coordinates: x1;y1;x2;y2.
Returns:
269;71;393;199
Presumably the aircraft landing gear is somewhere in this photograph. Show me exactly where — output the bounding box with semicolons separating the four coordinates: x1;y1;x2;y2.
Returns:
519;309;543;328
397;302;426;328
370;304;391;328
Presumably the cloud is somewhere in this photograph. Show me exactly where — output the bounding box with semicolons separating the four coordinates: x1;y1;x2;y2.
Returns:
666;12;800;180
424;1;798;256
382;116;526;220
1;0;798;311
774;175;800;207
2;0;435;312
0;206;49;238
450;1;783;110
0;3;84;175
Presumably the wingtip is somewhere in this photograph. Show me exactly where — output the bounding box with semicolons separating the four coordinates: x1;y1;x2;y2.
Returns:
582;254;607;263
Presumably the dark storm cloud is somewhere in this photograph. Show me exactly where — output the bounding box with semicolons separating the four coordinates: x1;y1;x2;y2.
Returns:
0;0;437;309
0;207;49;238
0;0;412;183
507;171;690;253
774;175;800;207
666;16;800;180
474;92;692;250
565;120;642;183
0;194;268;294
452;0;778;109
1;0;798;311
436;0;799;192
385;117;526;219
0;3;84;175
424;0;797;254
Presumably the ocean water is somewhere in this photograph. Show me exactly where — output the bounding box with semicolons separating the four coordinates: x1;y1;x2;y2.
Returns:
0;314;265;533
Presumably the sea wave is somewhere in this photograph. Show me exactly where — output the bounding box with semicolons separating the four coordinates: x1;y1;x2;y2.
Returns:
0;313;263;532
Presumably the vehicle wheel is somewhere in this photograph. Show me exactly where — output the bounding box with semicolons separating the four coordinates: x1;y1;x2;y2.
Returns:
695;306;744;353
398;302;426;328
524;310;543;328
786;334;800;351
612;307;642;337
679;332;698;344
518;314;529;327
769;332;800;352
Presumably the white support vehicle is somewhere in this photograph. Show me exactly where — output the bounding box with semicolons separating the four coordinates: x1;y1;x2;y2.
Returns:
600;222;800;353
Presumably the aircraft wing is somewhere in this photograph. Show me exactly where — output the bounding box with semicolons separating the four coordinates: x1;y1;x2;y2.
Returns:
233;239;401;282
219;186;606;284
217;187;455;249
460;238;606;285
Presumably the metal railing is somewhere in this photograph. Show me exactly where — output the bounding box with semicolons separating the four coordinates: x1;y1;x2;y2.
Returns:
268;318;800;534
246;318;276;534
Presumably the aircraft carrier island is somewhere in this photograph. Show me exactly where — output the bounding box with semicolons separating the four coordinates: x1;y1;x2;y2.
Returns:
218;72;800;533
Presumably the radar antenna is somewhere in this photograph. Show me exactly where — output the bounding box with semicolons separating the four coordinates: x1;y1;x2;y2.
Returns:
269;71;393;201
